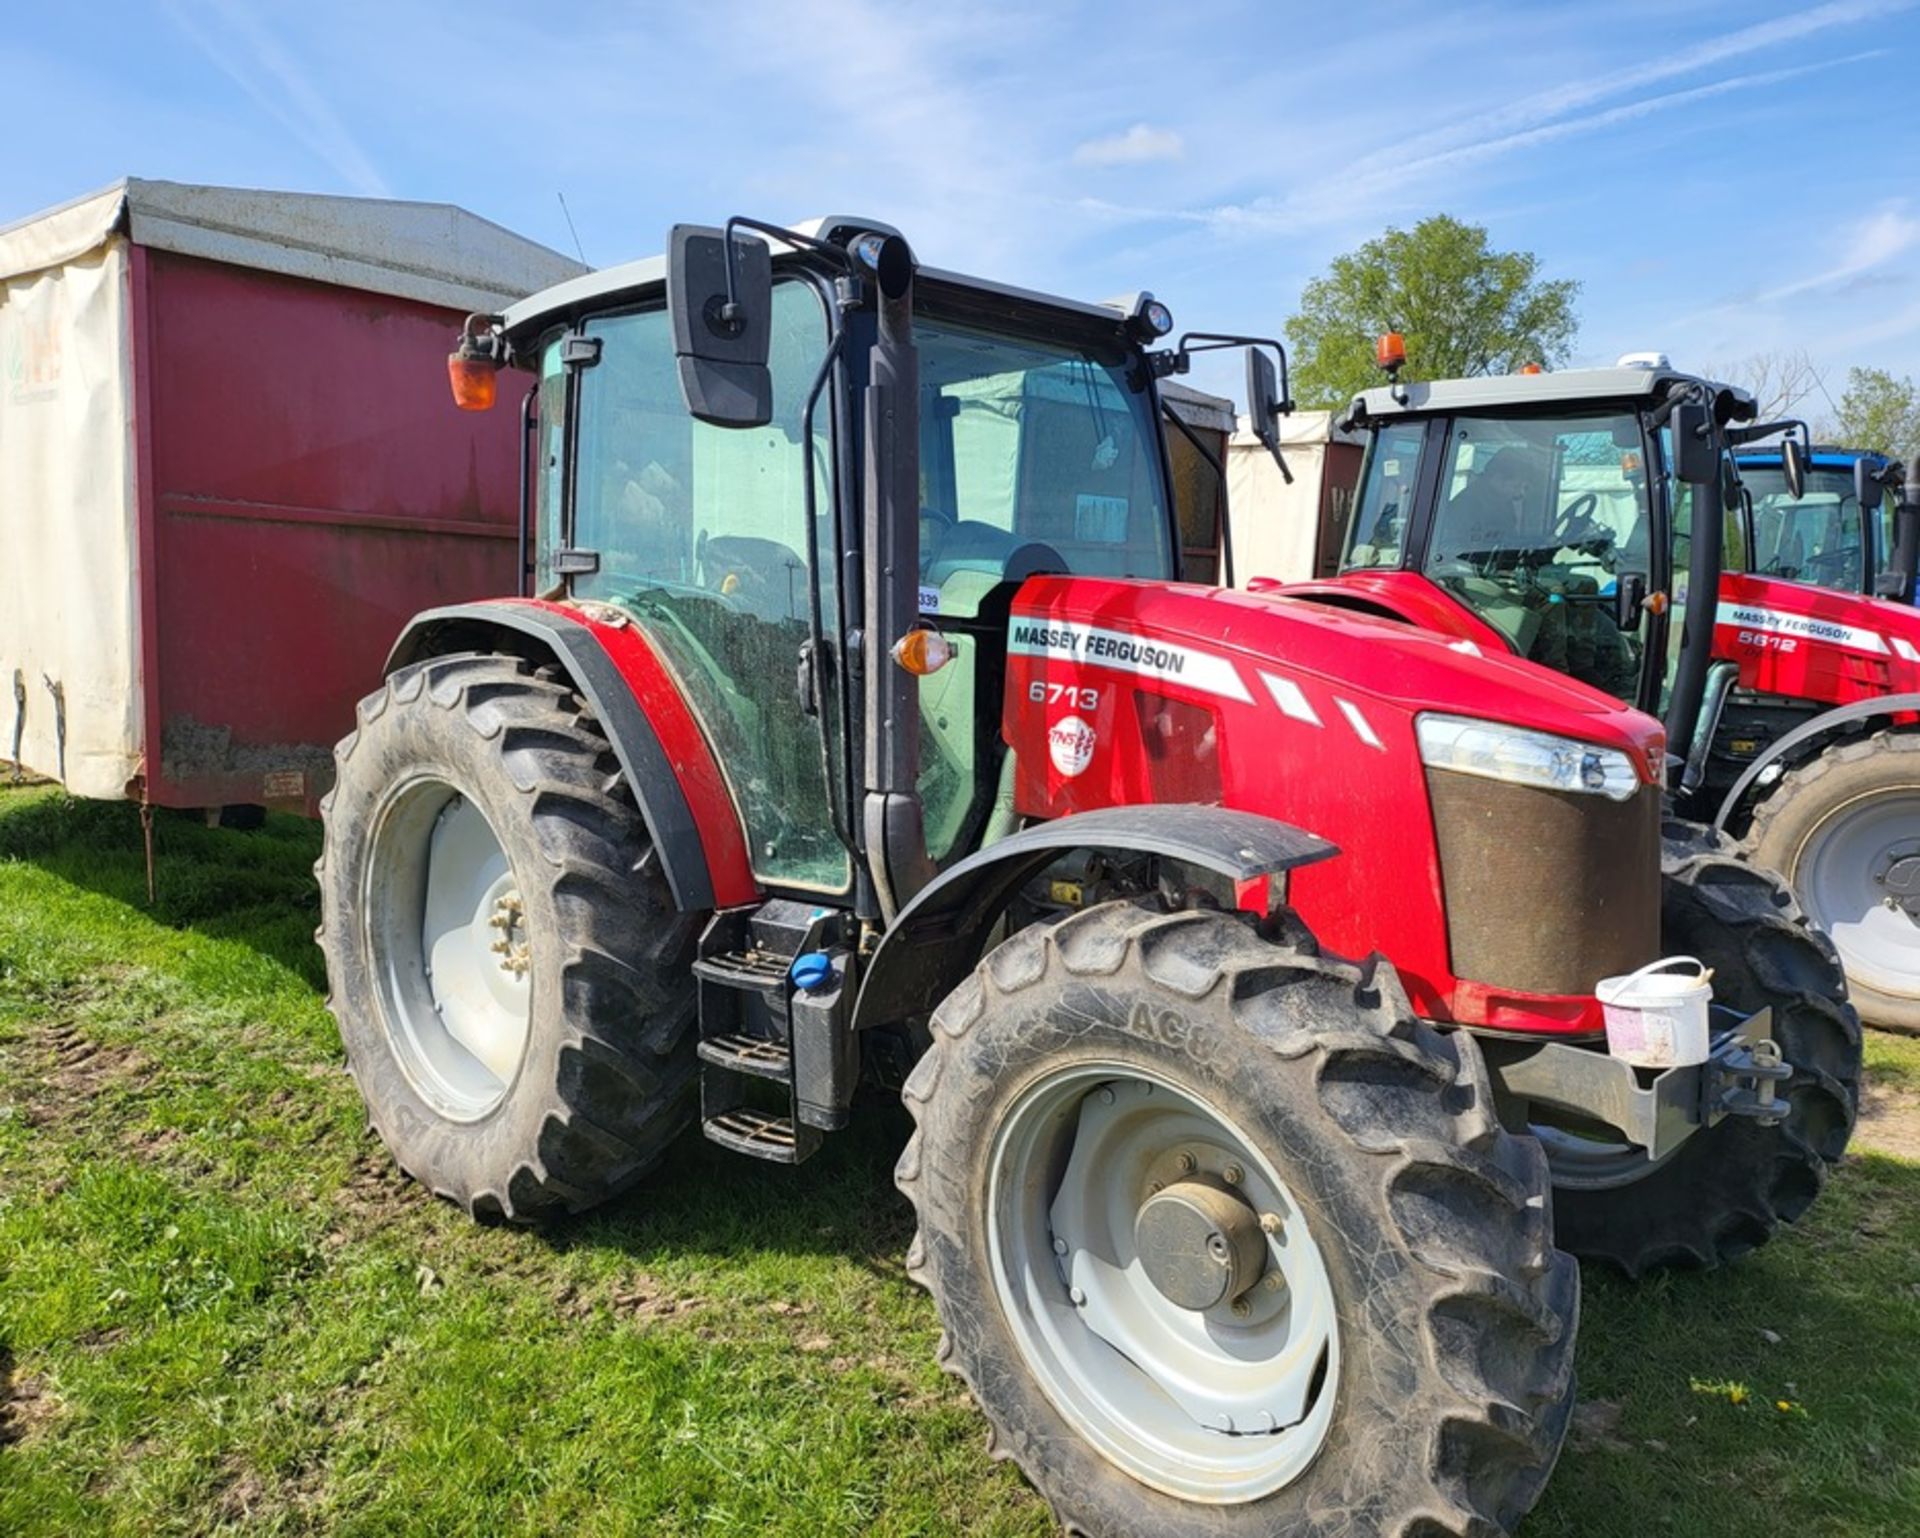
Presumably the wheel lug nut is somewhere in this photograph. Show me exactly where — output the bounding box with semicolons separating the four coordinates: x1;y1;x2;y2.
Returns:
1223;1163;1244;1186
1069;1286;1086;1306
1231;1297;1252;1318
1175;1152;1196;1175
1259;1213;1281;1235
1052;1238;1068;1256
1264;1270;1286;1293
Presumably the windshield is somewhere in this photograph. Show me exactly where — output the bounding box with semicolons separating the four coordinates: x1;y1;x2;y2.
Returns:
1743;464;1876;592
915;316;1172;619
1422;411;1653;697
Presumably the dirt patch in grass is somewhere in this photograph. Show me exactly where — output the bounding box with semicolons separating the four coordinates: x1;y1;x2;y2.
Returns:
0;1349;57;1447
12;1017;152;1133
1854;1077;1920;1163
328;1151;419;1240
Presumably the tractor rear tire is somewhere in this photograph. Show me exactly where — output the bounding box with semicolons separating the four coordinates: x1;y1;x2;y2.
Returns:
898;899;1577;1538
316;651;699;1222
1742;730;1920;1035
1542;824;1860;1275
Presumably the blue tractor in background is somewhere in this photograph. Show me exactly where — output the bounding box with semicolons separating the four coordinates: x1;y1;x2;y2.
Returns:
1734;445;1910;602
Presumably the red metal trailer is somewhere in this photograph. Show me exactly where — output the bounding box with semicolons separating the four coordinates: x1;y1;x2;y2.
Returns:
0;178;584;813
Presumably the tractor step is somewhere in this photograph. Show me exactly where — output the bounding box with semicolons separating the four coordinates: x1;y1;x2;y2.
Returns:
691;949;790;999
694;901;858;1166
701;1106;821;1164
697;1033;792;1081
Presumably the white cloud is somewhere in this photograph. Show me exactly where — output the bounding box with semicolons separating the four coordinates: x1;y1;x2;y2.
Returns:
1750;201;1920;304
1341;0;1911;187
160;0;389;197
1073;123;1185;167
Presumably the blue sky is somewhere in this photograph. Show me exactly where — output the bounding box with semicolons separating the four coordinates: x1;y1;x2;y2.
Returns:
5;1;1916;408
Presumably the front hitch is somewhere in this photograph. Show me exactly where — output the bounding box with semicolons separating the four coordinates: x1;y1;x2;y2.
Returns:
1482;1009;1791;1164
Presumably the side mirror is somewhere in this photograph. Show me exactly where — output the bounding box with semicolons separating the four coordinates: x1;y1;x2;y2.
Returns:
1854;455;1882;512
1781;436;1808;501
1671;399;1717;485
667;225;773;428
1246;349;1292;481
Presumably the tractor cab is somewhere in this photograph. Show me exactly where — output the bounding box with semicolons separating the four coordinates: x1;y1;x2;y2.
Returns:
488;219;1188;900
1316;360;1778;772
1733;446;1908;601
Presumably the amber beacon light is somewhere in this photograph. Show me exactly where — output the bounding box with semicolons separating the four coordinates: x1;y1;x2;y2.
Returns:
448;314;502;412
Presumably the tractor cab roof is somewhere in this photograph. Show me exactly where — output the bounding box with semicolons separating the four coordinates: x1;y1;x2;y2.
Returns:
498;214;1139;357
1342;365;1756;428
1736;445;1889;471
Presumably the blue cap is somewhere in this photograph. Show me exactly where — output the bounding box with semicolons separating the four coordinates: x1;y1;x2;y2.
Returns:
790;952;834;991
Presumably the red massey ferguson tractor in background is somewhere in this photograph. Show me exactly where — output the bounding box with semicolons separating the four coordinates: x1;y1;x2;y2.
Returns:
1250;351;1920;1033
317;220;1858;1538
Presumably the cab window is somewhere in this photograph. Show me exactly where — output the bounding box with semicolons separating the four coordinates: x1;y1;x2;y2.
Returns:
1420;413;1649;699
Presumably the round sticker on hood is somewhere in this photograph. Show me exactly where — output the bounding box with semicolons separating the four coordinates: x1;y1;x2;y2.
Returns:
1048;714;1097;778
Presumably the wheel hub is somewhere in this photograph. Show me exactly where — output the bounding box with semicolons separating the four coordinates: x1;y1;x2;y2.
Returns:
488;892;531;975
1875;839;1920;922
1007;1070;1338;1479
1133;1177;1267;1311
364;781;534;1122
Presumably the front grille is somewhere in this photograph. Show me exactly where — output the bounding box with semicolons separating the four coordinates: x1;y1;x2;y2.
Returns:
1427;771;1660;996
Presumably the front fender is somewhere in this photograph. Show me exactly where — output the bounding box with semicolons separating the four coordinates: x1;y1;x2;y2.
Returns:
1713;692;1920;831
849;804;1337;1032
387;599;757;913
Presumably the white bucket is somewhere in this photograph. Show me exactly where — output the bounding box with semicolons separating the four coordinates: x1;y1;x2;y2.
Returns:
1595;956;1713;1069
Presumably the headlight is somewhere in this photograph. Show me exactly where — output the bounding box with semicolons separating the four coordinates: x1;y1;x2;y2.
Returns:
1416;714;1640;801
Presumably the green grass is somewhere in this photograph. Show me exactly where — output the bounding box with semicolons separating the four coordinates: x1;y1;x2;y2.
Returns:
1;781;1917;1535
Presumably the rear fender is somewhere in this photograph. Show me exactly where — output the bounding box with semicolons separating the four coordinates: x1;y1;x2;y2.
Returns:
849;804;1337;1032
1712;692;1920;831
386;599;757;912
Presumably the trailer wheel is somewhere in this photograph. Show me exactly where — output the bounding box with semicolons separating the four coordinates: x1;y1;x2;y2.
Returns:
1743;730;1920;1034
1536;824;1860;1275
316;652;698;1222
898;899;1576;1537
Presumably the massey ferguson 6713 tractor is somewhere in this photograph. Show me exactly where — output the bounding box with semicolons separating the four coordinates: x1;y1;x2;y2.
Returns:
317;221;1858;1537
1262;352;1920;1034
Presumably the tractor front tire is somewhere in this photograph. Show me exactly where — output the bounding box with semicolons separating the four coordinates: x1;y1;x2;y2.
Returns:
316;652;699;1222
898;899;1577;1538
1543;825;1860;1275
1743;730;1920;1034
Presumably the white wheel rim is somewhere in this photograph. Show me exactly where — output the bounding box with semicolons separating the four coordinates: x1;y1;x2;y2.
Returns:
986;1062;1339;1504
1799;792;1920;1001
364;778;533;1120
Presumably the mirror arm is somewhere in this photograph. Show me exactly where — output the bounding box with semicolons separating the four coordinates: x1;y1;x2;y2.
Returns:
1172;333;1293;411
1724;417;1811;449
717;215;852;323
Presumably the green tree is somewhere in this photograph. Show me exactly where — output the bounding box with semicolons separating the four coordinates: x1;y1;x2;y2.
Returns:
1285;215;1580;408
1834;366;1920;458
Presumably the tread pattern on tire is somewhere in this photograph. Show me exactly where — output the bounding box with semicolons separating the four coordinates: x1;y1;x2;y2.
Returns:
896;900;1579;1538
316;652;699;1223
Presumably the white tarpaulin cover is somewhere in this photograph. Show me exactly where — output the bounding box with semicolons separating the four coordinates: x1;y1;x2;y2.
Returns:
1;238;140;796
1227;409;1361;583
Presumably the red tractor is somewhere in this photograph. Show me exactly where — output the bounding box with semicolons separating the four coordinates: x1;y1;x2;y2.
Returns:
1253;353;1920;1032
318;221;1857;1538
